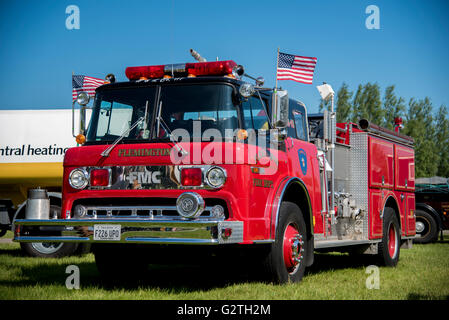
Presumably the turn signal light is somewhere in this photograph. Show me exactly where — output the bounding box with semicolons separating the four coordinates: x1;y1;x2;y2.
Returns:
75;134;86;144
90;169;110;187
181;168;202;186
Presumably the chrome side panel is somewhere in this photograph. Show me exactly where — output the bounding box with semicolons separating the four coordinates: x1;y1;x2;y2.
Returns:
348;132;369;240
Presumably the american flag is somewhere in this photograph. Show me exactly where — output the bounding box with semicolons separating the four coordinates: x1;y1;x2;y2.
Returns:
277;52;317;84
72;75;106;101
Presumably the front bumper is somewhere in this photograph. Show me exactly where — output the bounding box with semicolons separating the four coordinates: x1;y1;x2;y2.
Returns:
13;218;244;245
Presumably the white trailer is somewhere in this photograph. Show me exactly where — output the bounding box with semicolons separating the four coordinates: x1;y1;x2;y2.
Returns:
0;109;90;257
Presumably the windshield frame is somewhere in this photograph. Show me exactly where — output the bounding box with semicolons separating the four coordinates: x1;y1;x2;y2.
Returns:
84;79;272;145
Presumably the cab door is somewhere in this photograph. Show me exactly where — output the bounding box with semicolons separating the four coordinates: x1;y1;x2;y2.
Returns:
289;105;325;236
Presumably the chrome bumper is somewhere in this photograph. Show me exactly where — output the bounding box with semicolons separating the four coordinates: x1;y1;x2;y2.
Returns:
13;218;244;245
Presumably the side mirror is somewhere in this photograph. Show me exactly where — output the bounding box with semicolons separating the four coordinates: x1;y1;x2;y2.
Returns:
73;92;90;137
272;90;289;128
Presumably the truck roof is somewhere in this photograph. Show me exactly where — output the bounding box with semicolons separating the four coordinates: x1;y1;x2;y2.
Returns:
97;76;246;91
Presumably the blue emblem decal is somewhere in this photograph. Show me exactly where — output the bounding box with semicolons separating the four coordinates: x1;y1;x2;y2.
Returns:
298;149;307;175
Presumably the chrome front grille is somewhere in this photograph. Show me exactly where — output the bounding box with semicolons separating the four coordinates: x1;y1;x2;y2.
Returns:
70;197;229;221
78;205;218;219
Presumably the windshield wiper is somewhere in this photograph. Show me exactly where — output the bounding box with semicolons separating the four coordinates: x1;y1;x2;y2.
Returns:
100;116;144;157
101;101;150;157
156;101;188;156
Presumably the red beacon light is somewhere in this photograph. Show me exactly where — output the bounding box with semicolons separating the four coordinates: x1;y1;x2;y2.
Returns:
125;65;165;80
125;60;238;80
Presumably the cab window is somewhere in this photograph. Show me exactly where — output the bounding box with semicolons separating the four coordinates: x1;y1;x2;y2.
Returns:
293;109;307;141
242;96;270;130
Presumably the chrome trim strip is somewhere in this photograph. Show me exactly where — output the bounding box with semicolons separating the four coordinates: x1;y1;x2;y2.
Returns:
16;236;90;242
315;239;381;249
124;238;219;244
252;239;275;244
14;218;220;226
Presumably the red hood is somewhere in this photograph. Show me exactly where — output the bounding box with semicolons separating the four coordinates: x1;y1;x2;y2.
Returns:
63;142;274;167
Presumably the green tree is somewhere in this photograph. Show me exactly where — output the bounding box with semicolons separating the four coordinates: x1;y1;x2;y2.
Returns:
435;105;449;177
335;83;353;123
352;83;383;125
318;97;332;113
403;97;439;177
351;84;364;122
382;85;405;130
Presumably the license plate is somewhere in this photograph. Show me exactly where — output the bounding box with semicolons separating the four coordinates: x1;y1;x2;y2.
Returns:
93;224;121;241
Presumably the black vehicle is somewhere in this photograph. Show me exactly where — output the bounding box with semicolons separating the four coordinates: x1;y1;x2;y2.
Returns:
415;176;449;243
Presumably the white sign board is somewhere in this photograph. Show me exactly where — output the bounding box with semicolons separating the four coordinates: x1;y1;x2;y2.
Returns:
0;109;90;163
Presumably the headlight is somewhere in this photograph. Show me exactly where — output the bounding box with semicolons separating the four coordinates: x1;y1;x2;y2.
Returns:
69;168;89;189
205;167;227;188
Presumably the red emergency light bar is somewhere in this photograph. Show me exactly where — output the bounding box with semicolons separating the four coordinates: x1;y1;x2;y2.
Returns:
125;60;237;80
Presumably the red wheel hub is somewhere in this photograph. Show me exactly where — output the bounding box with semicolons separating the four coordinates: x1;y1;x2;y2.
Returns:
283;224;304;272
388;223;397;258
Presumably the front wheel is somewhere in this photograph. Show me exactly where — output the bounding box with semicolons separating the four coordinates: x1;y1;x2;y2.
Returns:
377;207;400;267
263;201;308;284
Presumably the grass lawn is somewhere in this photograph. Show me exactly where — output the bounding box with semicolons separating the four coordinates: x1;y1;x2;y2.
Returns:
0;231;448;300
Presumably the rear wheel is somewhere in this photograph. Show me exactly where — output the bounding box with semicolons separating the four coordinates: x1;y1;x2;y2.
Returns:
377;207;400;267
263;201;308;284
414;209;438;244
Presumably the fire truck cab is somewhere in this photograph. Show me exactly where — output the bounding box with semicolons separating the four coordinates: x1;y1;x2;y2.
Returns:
13;58;415;283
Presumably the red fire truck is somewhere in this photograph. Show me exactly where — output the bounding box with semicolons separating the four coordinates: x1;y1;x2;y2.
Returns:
13;57;416;283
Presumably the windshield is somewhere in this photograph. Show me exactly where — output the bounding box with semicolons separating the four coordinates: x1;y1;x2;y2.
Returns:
87;87;156;142
157;84;238;140
86;83;269;143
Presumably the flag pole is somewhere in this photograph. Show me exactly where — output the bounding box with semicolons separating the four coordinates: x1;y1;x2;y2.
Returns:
71;70;76;138
273;47;280;128
275;47;279;91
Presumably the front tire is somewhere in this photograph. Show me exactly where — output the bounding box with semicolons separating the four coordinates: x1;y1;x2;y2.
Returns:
377;207;400;267
263;201;308;284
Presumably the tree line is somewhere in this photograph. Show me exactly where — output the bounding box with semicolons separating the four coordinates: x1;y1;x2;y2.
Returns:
318;82;449;178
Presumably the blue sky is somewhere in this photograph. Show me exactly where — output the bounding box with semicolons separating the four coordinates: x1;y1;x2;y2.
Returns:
0;0;448;115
